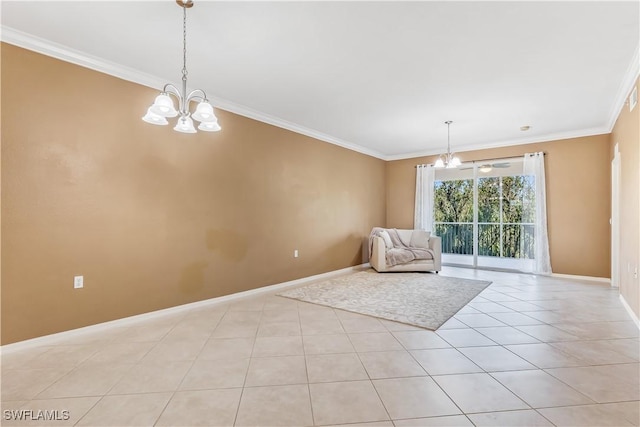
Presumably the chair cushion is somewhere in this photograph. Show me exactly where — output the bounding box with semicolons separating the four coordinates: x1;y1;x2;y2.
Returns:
378;230;393;249
410;230;431;248
396;229;413;246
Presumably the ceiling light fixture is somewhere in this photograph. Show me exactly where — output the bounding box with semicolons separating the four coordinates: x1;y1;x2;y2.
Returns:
479;164;493;173
142;0;220;133
434;121;461;169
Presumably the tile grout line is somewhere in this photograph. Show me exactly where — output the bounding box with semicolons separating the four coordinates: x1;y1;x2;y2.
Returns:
461;305;617;409
396;335;473;420
150;308;224;427
231;298;265;427
340;313;394;425
298;303;317;427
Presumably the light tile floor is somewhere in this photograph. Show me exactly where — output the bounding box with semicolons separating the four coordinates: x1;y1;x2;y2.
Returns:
2;267;639;426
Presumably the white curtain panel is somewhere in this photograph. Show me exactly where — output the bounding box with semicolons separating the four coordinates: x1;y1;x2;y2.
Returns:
524;152;552;275
414;164;435;232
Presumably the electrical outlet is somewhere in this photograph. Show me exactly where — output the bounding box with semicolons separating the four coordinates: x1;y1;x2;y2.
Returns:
74;275;84;289
294;249;299;258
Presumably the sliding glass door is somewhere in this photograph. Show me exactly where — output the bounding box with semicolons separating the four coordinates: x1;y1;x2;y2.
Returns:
433;173;474;267
433;159;535;271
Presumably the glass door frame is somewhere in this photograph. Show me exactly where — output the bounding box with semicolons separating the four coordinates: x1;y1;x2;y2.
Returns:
435;158;532;272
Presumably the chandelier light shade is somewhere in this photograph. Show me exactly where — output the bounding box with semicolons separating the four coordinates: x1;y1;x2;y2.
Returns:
198;121;222;132
192;101;216;122
174;116;197;134
142;107;169;125
142;0;220;133
435;120;460;168
149;94;178;118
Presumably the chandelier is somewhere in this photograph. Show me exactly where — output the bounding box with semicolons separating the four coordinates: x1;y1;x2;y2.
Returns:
434;120;460;168
142;0;220;133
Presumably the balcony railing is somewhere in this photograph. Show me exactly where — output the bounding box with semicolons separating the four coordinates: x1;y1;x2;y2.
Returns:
435;222;534;259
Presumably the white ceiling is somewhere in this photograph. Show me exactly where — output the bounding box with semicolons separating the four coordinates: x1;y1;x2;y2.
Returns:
2;1;639;160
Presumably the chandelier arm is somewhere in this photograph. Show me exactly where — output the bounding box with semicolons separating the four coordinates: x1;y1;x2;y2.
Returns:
185;89;208;104
163;84;181;97
163;84;186;114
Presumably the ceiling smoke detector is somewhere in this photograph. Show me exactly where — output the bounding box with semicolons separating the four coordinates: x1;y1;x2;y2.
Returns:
520;125;531;131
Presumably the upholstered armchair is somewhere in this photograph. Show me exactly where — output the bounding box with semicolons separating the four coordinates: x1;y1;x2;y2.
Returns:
370;228;441;273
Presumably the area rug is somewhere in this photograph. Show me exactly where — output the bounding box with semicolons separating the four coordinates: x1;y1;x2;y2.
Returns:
278;269;491;330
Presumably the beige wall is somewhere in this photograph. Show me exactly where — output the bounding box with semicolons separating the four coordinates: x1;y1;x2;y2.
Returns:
1;41;633;344
1;44;387;344
610;77;640;318
387;135;612;278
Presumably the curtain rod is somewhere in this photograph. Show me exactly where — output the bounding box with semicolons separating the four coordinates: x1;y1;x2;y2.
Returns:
415;152;546;168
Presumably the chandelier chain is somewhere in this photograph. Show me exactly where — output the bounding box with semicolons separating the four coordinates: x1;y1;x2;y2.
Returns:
182;4;188;81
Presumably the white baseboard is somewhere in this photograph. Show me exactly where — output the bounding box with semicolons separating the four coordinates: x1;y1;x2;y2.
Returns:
445;266;612;284
1;263;370;354
550;273;611;284
620;294;640;329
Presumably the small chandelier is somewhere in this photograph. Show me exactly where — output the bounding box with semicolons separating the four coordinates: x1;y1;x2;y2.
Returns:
142;0;220;133
434;120;460;168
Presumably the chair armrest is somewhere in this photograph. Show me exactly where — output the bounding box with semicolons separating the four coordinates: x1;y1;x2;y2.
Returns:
370;236;387;271
429;236;442;271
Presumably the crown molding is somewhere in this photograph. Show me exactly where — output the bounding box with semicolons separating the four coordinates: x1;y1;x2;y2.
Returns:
384;126;610;161
606;44;640;131
1;26;635;163
1;26;169;91
206;97;386;159
0;26;387;160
